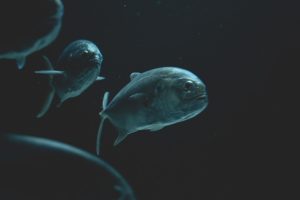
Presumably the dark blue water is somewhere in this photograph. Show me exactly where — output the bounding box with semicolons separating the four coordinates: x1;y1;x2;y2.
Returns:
0;0;297;199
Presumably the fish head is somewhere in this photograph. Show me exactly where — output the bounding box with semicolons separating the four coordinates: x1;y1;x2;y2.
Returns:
76;41;103;66
174;77;208;115
159;72;208;119
58;40;103;71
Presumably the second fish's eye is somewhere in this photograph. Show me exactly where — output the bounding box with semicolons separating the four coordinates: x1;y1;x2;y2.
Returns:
81;50;95;59
82;50;89;55
184;80;194;90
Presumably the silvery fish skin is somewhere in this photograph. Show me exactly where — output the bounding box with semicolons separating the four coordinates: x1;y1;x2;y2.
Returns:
0;0;64;69
96;67;208;155
53;39;104;104
35;39;104;118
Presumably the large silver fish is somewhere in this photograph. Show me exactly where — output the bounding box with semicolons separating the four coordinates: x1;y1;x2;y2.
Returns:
96;66;208;155
35;39;104;118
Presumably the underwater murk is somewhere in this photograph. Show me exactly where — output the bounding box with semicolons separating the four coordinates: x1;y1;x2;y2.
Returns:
0;0;293;199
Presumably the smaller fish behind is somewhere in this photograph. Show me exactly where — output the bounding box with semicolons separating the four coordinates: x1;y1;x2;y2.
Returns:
96;67;208;155
35;40;105;118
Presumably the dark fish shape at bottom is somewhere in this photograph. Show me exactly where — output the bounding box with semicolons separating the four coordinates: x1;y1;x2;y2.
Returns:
0;133;136;200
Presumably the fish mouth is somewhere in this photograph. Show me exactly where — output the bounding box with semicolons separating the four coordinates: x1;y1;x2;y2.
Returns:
183;93;207;101
195;94;207;100
89;57;103;65
85;54;102;64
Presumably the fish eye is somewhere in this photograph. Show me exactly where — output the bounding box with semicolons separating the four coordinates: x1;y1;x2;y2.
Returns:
183;80;194;91
81;50;96;59
82;50;89;55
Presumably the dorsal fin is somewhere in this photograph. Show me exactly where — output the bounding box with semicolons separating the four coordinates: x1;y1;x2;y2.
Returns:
130;72;141;80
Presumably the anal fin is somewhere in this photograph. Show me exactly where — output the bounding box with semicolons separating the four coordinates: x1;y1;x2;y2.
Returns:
114;130;128;146
16;57;26;69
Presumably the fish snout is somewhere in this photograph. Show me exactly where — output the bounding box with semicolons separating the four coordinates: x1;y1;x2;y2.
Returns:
196;93;207;100
195;82;207;97
87;52;103;65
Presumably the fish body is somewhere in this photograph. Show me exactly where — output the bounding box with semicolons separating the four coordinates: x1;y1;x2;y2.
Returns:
97;67;208;154
0;0;64;69
53;40;104;104
35;40;104;118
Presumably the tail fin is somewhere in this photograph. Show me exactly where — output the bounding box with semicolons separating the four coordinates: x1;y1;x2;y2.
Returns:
96;91;110;155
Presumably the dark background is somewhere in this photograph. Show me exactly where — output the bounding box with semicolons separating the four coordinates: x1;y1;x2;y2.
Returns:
0;0;298;199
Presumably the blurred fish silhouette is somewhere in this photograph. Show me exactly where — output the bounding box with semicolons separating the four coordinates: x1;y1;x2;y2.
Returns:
35;39;105;118
0;0;64;69
0;133;136;200
96;67;208;155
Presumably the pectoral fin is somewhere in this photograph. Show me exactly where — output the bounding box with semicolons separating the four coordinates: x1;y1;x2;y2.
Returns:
129;93;146;100
129;93;151;107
